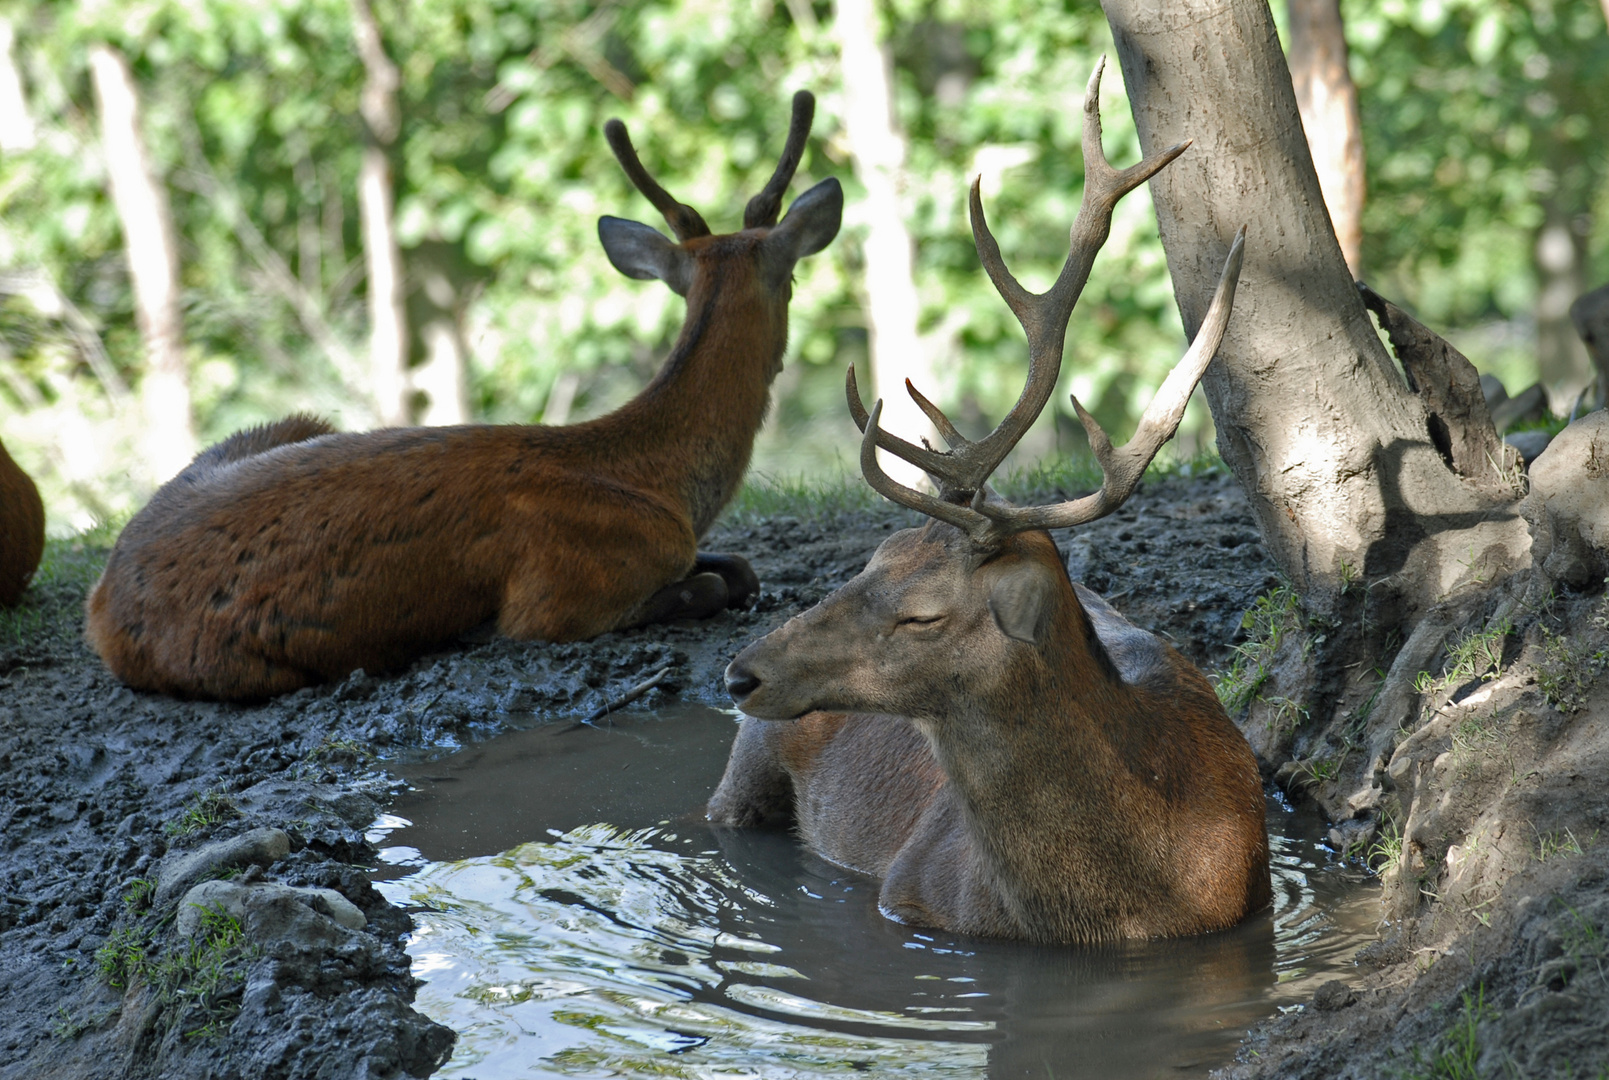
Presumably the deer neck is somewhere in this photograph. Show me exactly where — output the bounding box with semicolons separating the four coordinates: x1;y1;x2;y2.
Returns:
919;593;1159;933
599;264;786;537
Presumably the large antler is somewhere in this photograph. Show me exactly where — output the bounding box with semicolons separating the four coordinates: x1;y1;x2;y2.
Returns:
745;91;815;228
852;58;1247;548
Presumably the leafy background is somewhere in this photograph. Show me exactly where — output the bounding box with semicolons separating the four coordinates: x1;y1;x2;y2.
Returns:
1;0;1606;533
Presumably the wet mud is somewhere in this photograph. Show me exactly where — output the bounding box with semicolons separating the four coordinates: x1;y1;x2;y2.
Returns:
2;469;1604;1078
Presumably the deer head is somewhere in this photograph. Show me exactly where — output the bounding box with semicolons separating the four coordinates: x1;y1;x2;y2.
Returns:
726;59;1246;729
596;92;842;305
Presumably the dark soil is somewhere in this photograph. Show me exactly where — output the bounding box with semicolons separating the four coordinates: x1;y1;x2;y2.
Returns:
1;469;1604;1078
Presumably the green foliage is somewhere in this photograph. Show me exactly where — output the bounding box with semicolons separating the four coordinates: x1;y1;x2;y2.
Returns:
1368;819;1404;878
1413;616;1513;699
1392;985;1495;1080
1213;584;1304;714
95;924;155;990
2;0;1606;528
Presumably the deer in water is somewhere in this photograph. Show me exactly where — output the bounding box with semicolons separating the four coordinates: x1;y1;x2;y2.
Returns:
1;437;45;607
86;93;842;701
708;62;1268;944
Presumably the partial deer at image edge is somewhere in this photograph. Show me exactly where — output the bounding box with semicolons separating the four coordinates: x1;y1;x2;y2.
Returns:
0;437;45;607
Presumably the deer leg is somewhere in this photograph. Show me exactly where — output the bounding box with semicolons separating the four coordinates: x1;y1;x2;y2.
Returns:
693;552;760;609
632;571;729;627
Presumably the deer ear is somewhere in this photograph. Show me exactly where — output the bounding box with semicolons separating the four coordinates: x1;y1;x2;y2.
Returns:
598;216;694;296
988;561;1054;645
766;177;843;263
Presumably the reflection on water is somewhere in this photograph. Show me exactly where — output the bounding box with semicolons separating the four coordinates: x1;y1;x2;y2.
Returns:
371;705;1377;1078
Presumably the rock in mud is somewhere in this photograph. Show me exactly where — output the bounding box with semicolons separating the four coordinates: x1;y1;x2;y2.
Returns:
175;879;367;940
1526;411;1609;588
155;827;291;907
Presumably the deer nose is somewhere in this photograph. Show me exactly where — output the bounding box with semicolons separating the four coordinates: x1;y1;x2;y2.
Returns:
725;662;761;703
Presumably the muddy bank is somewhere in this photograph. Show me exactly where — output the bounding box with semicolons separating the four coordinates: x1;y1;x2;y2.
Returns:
0;467;1603;1077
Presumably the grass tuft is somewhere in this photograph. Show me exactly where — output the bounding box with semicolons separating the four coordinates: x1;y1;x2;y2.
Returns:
721;471;881;525
164;791;240;840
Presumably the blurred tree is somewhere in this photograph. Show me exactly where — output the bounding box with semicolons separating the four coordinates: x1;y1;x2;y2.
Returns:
351;0;410;426
88;43;196;483
1288;0;1364;274
834;0;937;486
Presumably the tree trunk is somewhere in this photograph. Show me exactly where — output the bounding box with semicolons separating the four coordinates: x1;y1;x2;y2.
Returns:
89;44;197;485
407;242;473;426
1535;207;1594;414
834;0;936;487
1285;0;1364;276
351;0;410;428
1096;0;1532;793
0;17;37;153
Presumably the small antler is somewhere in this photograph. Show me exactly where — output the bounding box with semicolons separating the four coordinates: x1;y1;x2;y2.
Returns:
853;57;1247;548
848;57;1189;502
605;119;712;241
744;90;816;229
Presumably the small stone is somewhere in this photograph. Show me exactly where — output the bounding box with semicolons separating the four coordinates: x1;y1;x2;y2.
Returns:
1313;980;1355;1011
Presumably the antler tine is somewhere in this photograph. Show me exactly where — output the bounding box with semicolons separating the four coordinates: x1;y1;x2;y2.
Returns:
904;380;968;449
845;366;957;477
976;226;1247;536
744;90;816;229
950;58;1192;497
859;399;993;539
604;118;711;241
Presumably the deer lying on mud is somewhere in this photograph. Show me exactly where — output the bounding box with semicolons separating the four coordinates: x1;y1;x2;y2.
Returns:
1;437;45;607
709;63;1269;944
85;94;842;701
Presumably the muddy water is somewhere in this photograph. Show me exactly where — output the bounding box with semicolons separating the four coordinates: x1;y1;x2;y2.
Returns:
369;705;1376;1079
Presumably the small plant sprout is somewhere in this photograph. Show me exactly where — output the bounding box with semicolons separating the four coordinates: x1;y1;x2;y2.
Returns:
1368;820;1404;879
1213;584;1305;714
164;791;240;840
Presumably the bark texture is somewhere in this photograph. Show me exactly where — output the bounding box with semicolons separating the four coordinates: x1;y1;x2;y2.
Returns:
1096;0;1534;810
352;0;410;428
89;44;197;485
1098;0;1526;619
1285;0;1364;275
835;0;936;487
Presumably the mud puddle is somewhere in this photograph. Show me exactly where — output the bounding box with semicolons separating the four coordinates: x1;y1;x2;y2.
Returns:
367;705;1378;1078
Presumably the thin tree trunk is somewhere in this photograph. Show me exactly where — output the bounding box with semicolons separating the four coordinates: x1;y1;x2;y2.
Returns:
408;245;471;426
1286;0;1364;276
834;0;936;487
0;17;36;152
1535;207;1593;414
1097;0;1531;783
89;44;196;484
351;0;410;427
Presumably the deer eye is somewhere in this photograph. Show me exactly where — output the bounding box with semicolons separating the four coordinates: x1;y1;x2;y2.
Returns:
897;614;945;628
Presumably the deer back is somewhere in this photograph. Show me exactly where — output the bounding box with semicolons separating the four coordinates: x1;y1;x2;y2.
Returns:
0;437;45;607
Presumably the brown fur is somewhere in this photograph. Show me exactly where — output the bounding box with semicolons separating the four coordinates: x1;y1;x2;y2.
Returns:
711;523;1271;944
0;437;46;607
86;174;842;701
